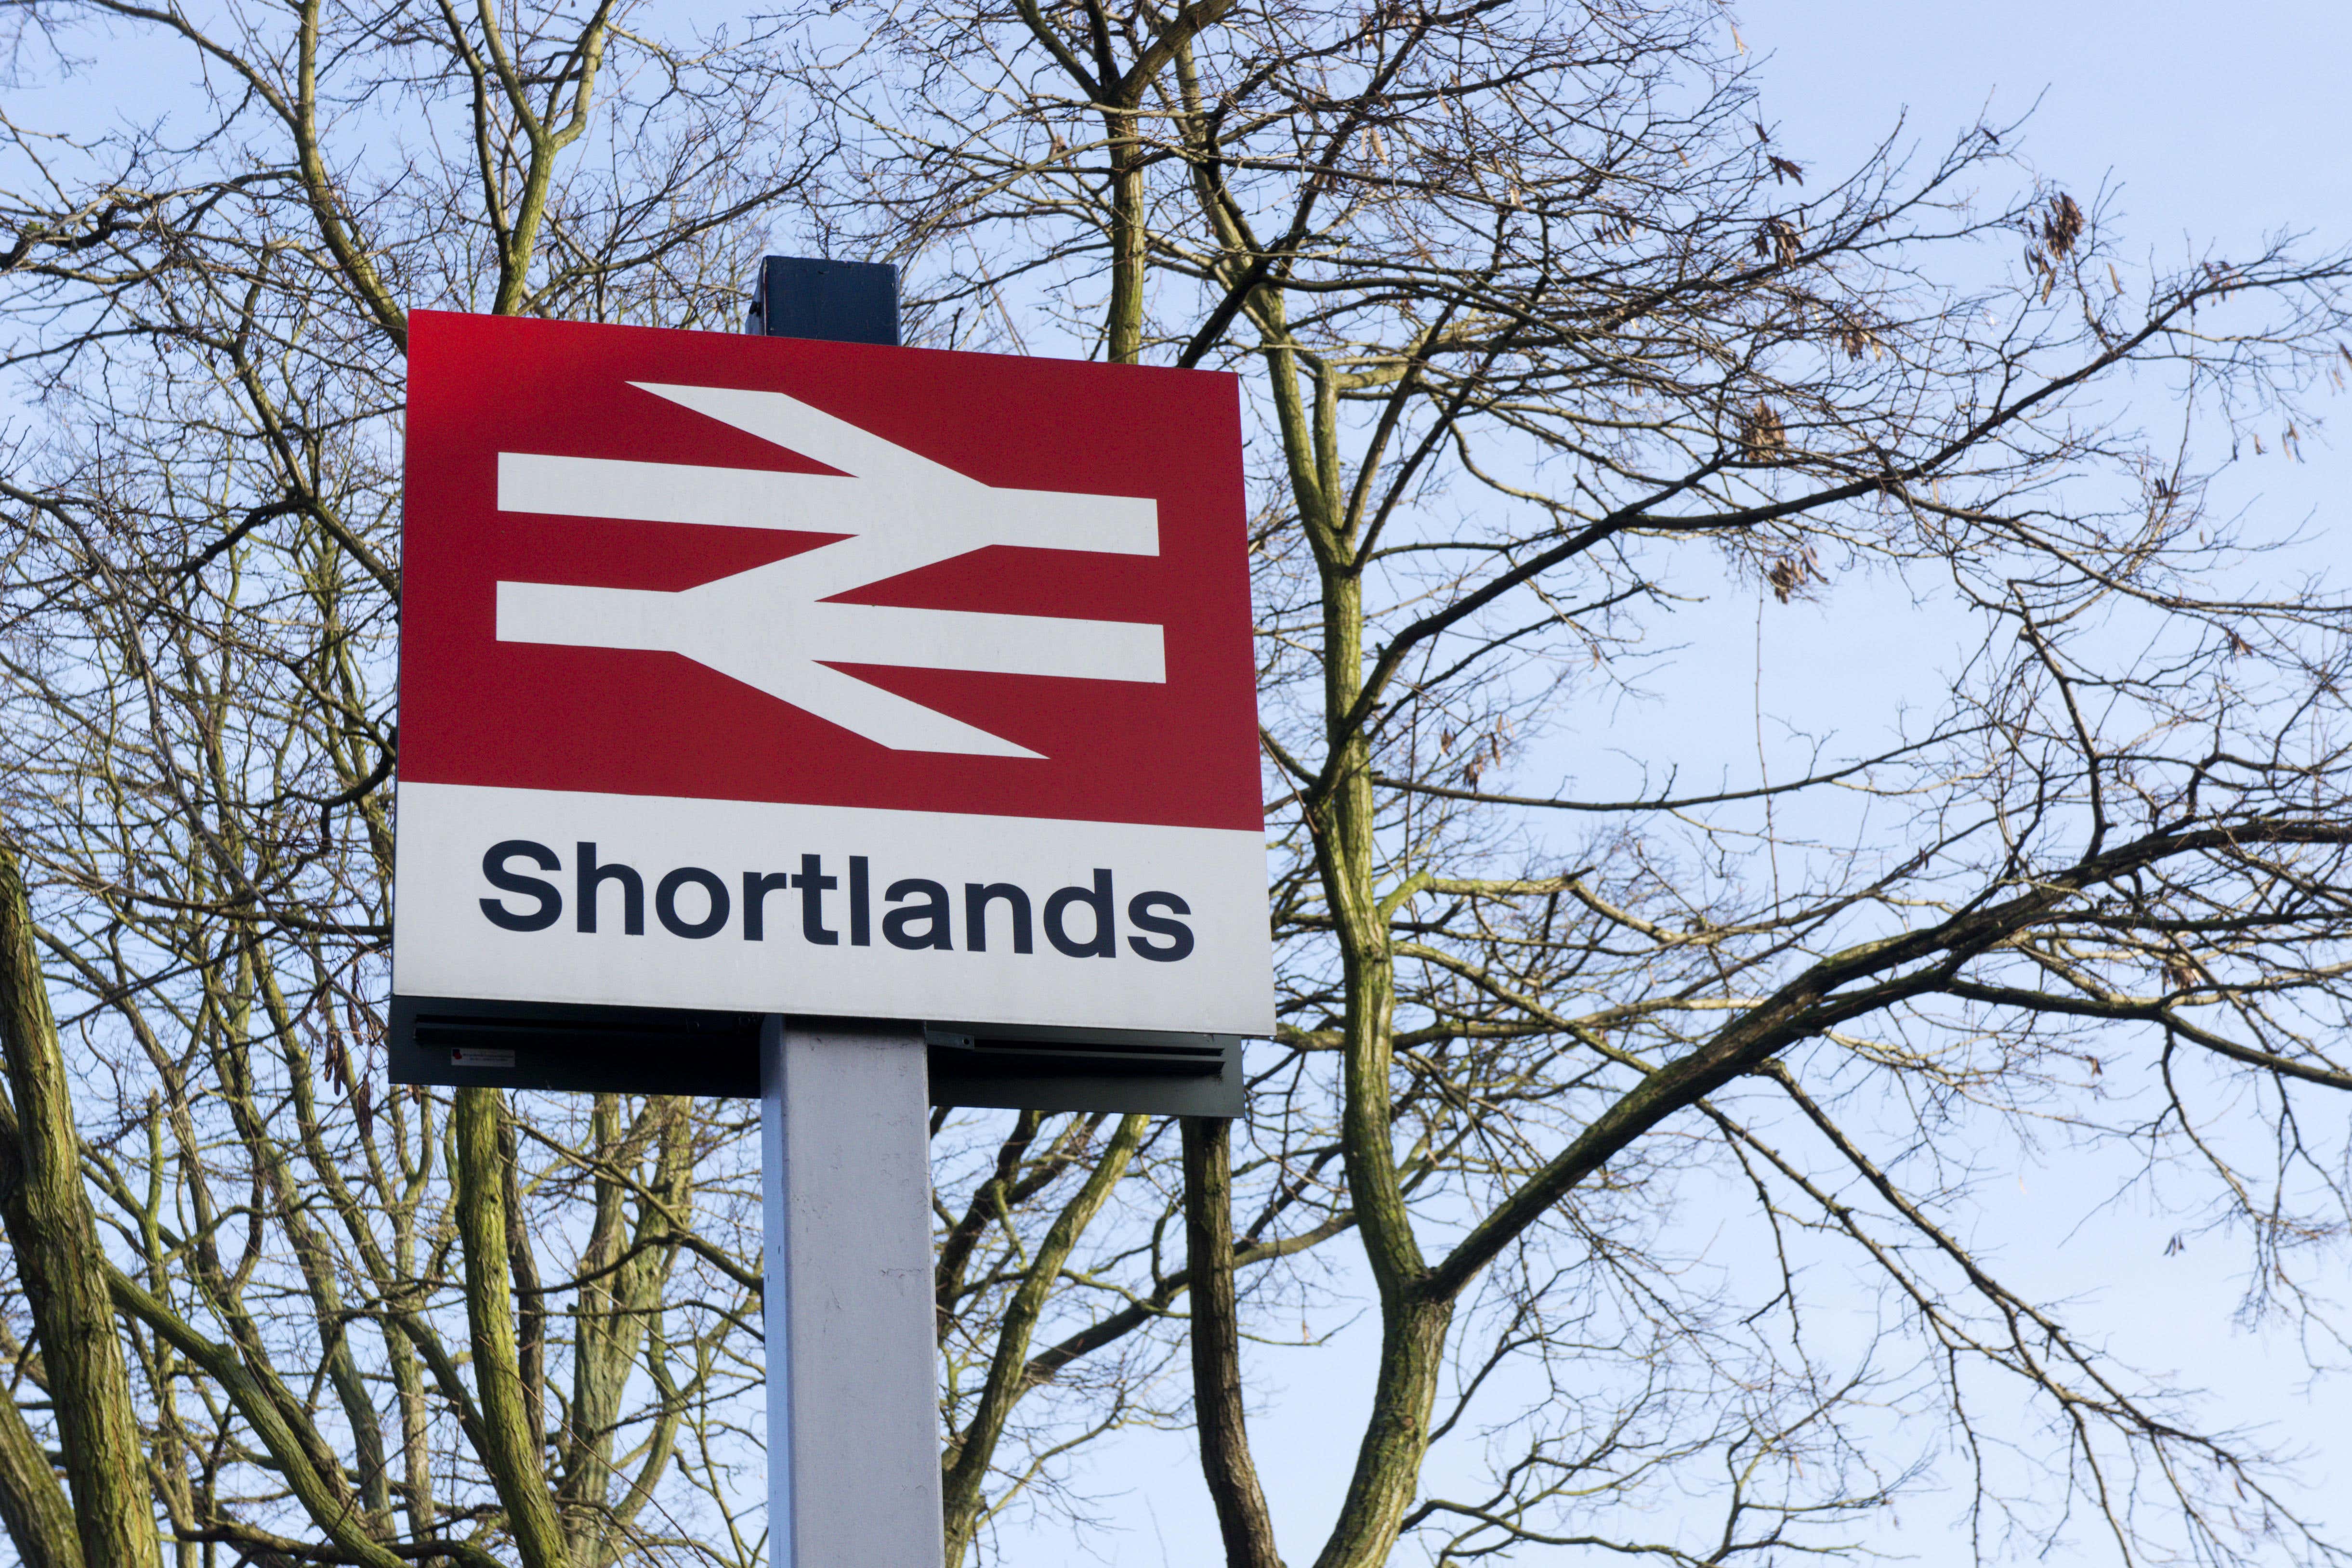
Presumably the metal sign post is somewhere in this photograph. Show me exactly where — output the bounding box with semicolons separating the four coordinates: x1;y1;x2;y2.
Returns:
747;263;941;1568
749;264;938;1568
762;1016;939;1568
386;257;1271;1567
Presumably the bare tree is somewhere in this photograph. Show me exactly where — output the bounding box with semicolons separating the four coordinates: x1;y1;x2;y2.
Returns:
0;4;1302;1565
799;0;2352;1563
0;4;802;1566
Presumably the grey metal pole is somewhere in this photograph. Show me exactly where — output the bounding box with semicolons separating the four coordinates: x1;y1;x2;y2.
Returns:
748;258;939;1568
760;1017;941;1568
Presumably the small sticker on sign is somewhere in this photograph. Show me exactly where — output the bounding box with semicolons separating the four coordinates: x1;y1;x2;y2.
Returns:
451;1046;517;1069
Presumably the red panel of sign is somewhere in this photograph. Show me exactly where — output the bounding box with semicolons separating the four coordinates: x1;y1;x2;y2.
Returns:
400;311;1260;831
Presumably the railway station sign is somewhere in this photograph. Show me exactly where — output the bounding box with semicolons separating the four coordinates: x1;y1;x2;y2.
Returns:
390;310;1271;1098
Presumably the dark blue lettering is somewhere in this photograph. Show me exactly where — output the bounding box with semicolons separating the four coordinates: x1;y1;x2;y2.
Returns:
656;866;730;939
576;844;644;935
480;841;562;932
883;879;953;950
1045;870;1117;958
1126;891;1193;962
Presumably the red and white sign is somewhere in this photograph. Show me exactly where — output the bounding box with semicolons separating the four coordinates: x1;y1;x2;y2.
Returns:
393;312;1271;1036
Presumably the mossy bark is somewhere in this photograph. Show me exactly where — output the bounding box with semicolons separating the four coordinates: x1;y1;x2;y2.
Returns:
0;836;161;1568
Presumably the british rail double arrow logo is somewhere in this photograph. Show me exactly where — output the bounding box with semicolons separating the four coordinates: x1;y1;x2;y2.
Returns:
494;383;1165;758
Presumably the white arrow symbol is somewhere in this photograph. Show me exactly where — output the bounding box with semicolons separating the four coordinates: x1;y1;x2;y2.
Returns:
492;381;1164;758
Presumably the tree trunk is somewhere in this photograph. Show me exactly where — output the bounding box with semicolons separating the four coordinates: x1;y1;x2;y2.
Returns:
1183;1117;1284;1568
1103;104;1147;365
0;835;160;1568
1308;1292;1451;1568
1305;514;1454;1568
0;1377;82;1568
454;1086;572;1568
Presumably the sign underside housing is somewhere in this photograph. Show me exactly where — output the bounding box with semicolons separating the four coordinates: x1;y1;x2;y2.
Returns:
388;995;1244;1114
